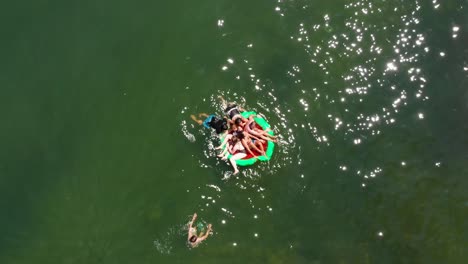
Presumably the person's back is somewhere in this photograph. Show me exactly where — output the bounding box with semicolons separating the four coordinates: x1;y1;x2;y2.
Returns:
225;104;243;120
208;116;228;134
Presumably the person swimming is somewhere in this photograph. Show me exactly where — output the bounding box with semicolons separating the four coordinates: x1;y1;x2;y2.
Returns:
190;113;229;134
187;213;212;247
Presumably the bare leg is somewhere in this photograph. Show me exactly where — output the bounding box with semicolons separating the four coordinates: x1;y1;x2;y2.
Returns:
190;114;203;125
199;113;209;118
254;129;277;141
248;141;262;155
242;139;256;157
222;152;229;161
247;129;274;142
229;153;247;174
246;117;267;138
259;134;276;142
255;128;277;138
229;158;239;174
253;141;266;156
249;115;277;138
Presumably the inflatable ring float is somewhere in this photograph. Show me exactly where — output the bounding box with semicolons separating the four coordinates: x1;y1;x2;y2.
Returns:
220;111;275;166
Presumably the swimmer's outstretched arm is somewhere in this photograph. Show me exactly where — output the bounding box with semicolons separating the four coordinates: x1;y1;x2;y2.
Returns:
218;96;236;107
218;95;226;104
199;224;212;241
218;96;228;109
189;213;197;228
188;213;197;239
218;95;243;110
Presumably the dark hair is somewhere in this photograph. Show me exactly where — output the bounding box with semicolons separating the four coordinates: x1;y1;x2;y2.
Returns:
235;118;242;126
230;123;237;131
236;132;245;140
189;235;197;243
209;117;229;134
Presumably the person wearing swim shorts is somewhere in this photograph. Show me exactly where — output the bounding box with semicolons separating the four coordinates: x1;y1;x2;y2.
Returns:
188;213;212;247
190;113;229;134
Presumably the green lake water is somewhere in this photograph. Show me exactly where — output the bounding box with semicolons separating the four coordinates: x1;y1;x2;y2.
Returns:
1;0;467;263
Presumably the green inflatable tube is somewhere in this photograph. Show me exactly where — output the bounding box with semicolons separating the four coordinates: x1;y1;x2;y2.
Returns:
220;111;275;166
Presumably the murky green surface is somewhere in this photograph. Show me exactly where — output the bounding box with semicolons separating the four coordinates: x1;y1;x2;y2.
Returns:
0;0;467;263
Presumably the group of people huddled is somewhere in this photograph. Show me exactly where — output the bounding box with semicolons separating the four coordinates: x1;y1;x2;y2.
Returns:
191;96;277;175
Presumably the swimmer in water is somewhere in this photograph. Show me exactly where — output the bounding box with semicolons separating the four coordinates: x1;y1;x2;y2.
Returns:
187;213;212;247
190;113;229;134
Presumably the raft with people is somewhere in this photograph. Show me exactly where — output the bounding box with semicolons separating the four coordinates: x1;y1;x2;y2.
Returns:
191;96;278;174
219;111;275;166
